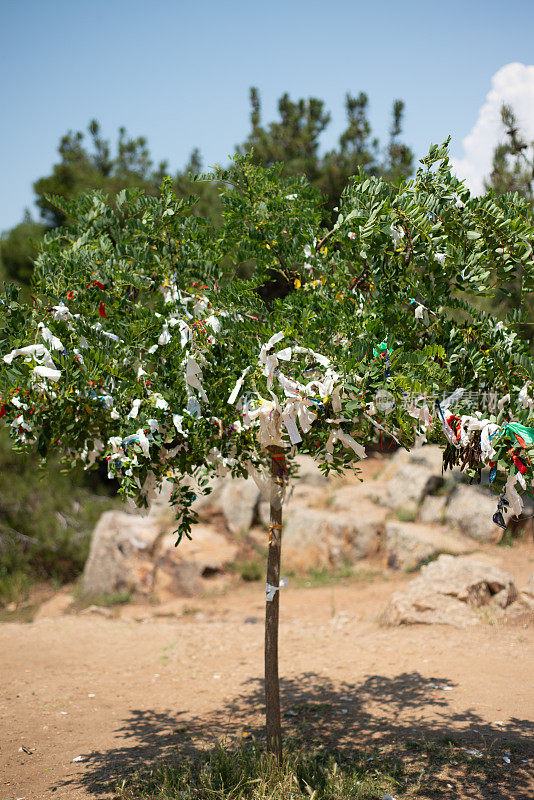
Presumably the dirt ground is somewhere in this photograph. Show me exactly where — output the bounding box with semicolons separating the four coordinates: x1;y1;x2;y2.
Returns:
1;542;534;800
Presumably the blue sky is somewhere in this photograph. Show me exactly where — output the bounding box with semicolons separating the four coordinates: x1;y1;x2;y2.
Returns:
2;0;534;233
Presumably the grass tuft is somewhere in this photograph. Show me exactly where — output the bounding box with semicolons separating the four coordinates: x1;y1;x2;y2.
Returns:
0;567;32;604
71;589;132;611
112;736;531;800
115;742;399;800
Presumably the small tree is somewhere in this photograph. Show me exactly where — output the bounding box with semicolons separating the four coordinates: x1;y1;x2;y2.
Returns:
2;142;534;761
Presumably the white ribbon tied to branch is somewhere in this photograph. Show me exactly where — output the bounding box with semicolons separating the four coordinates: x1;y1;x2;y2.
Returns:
505;472;526;517
259;331;292;390
325;428;367;461
185;355;208;402
266;577;289;602
228;366;252;405
229;332;369;453
37;322;64;351
4;343;62;382
246;397;285;448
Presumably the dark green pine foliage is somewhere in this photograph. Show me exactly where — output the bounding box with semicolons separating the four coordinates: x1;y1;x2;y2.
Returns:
239;88;414;211
485;104;534;343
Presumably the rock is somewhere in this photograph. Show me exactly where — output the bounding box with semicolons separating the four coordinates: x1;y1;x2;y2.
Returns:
258;483;329;527
84;480;240;600
384;521;473;571
153;524;238;599
523;573;534;597
520;573;534;609
373;446;444;515
507;496;534;538
220;478;260;534
293;454;329;485
281;510;330;571
380;445;444;480
444;485;502;542
34;592;73;620
82;510;161;596
282;503;386;572
384;554;518;627
378;464;442;516
418;495;447;525
80;604;113;617
155;476;225;522
191;476;225;521
329;483;380;511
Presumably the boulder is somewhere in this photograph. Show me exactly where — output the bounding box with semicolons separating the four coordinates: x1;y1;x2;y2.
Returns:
444;485;502;542
380;445;444;480
282;503;386;572
373;446;445;515
507;495;534;538
384;554;518;627
418;494;447;525
82;510;161;596
523;573;534;597
329;482;380;511
384;521;473;571
378;465;442;516
153;524;238;599
520;573;534;609
220;477;261;534
191;476;225;521
83;503;240;600
293;454;329;486
258;482;329;527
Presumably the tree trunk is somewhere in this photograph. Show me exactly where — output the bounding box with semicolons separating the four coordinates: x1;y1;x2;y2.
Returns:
265;445;285;764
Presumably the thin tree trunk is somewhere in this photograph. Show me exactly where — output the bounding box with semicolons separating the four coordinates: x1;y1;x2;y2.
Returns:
265;445;285;764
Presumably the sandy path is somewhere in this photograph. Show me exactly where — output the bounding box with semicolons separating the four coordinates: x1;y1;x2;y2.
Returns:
1;544;533;800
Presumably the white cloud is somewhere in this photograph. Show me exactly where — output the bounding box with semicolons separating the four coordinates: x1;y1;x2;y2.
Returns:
452;63;534;195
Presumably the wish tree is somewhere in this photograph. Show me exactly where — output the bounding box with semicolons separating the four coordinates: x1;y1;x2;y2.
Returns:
2;142;534;760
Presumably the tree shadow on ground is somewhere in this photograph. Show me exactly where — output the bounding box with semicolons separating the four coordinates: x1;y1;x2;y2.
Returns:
60;671;534;799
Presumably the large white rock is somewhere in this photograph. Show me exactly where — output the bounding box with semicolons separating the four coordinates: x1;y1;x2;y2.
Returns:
220;477;261;534
520;573;534;609
444;485;502;542
523;573;534;597
258;482;330;528
384;554;518;627
384;520;473;572
418;494;447;525
191;476;225;521
153;524;238;599
374;446;445;515
82;510;161;596
292;454;329;486
329;482;380;511
282;502;386;572
380;445;445;481
83;504;239;600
